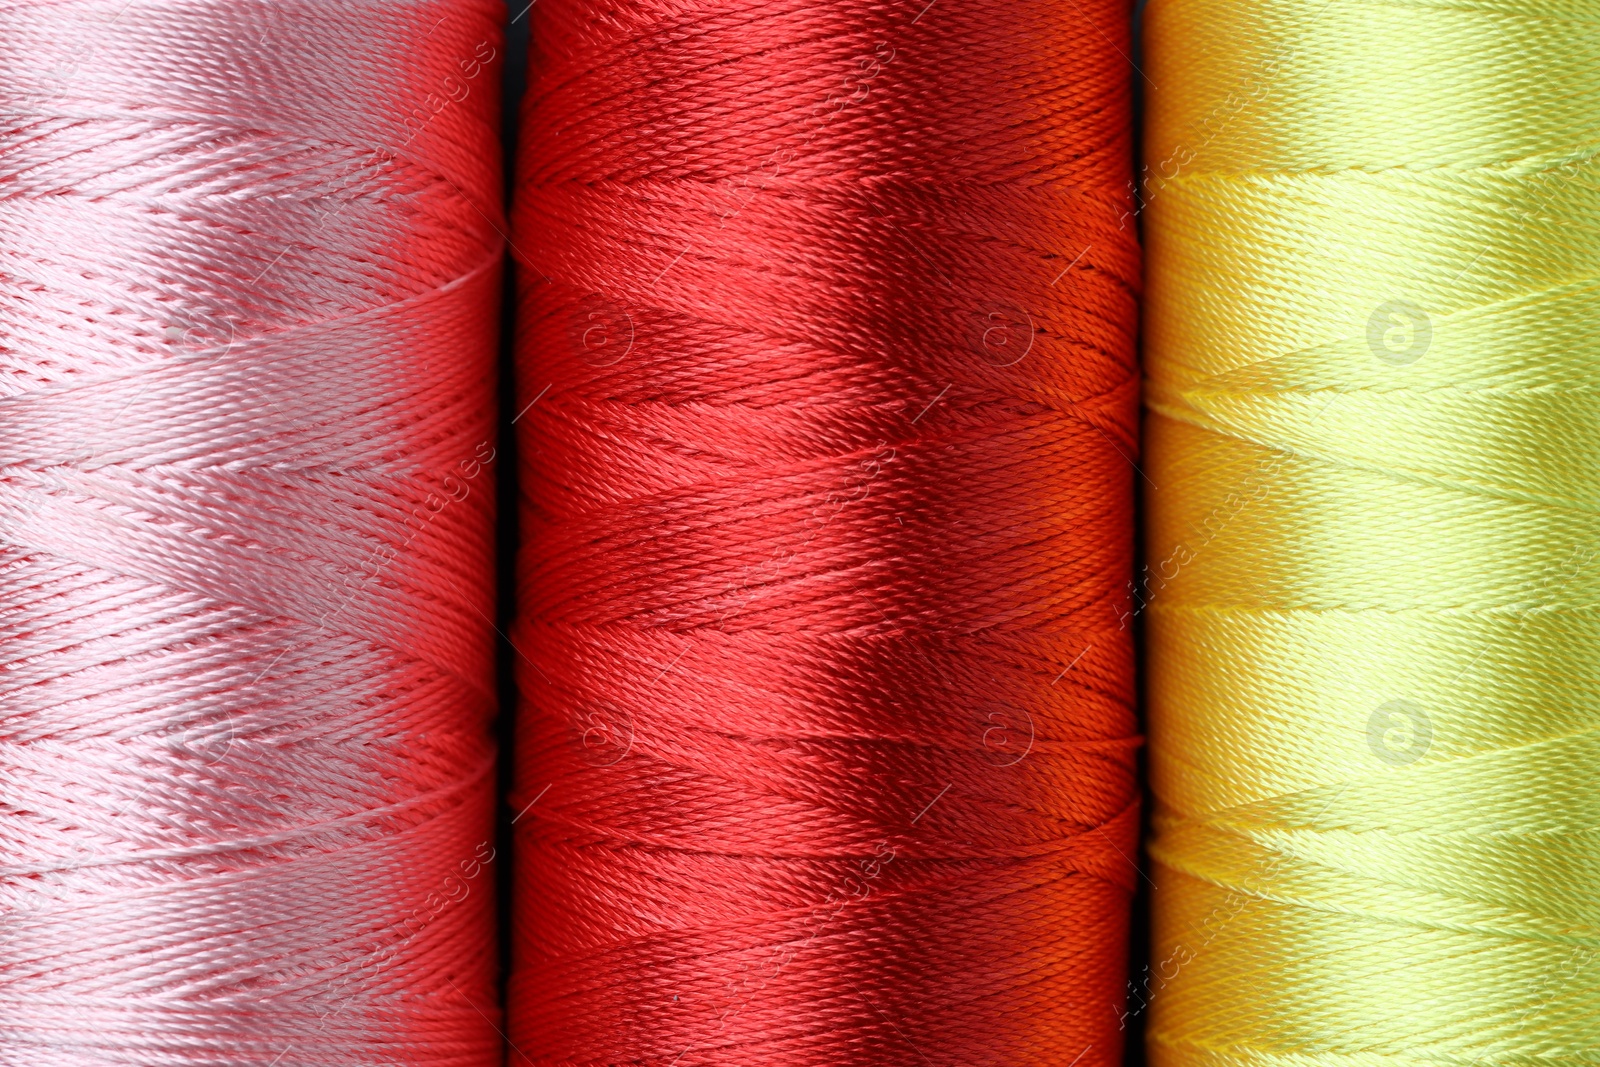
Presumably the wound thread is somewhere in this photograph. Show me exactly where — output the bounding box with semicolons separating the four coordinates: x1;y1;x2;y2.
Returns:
0;3;506;1063
509;0;1143;1063
1142;0;1600;1061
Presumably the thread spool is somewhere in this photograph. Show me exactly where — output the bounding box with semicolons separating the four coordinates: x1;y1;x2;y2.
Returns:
0;3;506;1062
1142;0;1600;1061
508;0;1143;1063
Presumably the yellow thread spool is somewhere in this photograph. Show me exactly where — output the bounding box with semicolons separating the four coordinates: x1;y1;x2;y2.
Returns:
1141;1;1600;1062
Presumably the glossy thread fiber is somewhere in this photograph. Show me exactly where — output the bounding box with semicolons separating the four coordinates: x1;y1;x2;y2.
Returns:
1142;1;1600;1063
0;3;505;1063
509;0;1142;1064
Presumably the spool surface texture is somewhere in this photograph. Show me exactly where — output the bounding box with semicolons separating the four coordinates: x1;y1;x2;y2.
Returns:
508;0;1144;1063
1143;1;1600;1062
0;3;506;1063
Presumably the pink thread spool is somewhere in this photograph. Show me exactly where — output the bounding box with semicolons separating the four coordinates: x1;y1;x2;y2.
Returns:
0;3;506;1063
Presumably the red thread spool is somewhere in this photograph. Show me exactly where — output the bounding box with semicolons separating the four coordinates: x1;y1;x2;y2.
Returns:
509;0;1141;1063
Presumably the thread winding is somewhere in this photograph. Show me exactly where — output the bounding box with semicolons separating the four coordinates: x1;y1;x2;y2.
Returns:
0;3;506;1063
508;0;1142;1063
1142;0;1600;1062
